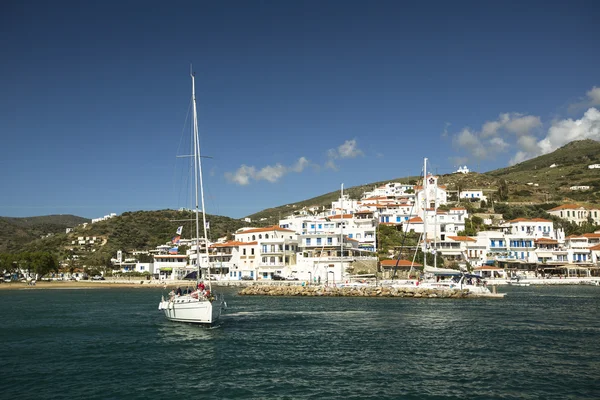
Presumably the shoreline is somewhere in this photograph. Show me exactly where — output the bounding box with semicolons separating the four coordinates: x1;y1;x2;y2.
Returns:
2;276;599;291
0;279;301;291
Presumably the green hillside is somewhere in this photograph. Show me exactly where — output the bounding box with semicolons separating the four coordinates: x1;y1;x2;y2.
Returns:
4;139;600;258
0;215;89;252
247;139;600;222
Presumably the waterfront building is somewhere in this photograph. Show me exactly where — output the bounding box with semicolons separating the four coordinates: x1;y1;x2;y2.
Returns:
228;226;299;280
547;204;600;225
153;254;189;280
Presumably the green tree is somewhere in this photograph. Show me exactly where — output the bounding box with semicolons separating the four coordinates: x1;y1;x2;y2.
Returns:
31;252;58;278
497;179;509;201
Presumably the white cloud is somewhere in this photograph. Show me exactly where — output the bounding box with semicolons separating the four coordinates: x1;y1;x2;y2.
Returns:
326;139;364;169
225;165;256;185
507;107;600;164
290;157;309;173
509;151;529;166
452;128;488;159
505;115;542;136
587;87;600;106
452;87;600;166
225;139;364;185
516;135;539;153
568;86;600;112
330;139;363;159
255;163;287;183
225;157;312;185
538;107;600;154
481;114;510;137
481;113;540;137
489;137;509;151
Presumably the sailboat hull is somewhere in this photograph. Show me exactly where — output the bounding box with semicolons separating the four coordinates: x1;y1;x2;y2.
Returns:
158;295;224;324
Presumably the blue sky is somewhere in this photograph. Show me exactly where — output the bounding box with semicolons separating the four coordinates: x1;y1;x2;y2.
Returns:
1;0;599;220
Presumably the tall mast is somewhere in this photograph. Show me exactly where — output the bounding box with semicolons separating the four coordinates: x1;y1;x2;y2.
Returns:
191;70;212;291
434;177;438;269
340;183;344;267
423;158;428;267
191;71;201;281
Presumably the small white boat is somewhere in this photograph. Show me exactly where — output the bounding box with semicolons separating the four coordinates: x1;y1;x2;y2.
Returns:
507;277;531;287
158;290;225;324
158;69;225;325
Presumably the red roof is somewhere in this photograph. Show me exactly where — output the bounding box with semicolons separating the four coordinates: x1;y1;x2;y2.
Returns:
238;225;295;234
447;236;476;242
535;238;558;244
548;204;585;211
508;218;552;223
380;259;423;267
330;214;353;219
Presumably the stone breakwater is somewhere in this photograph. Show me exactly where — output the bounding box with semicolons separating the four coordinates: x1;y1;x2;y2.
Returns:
239;285;471;298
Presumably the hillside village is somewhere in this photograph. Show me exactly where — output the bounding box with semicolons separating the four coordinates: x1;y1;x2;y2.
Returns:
2;140;600;283
66;160;600;284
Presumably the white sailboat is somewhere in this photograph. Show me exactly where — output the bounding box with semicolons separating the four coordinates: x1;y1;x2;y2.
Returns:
158;70;226;324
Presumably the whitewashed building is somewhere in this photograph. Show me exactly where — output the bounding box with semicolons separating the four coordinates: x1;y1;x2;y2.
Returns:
548;204;600;225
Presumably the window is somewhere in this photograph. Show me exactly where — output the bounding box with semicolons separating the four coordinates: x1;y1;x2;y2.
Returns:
265;234;269;239
318;224;322;229
262;245;267;252
327;237;332;245
306;238;311;246
259;234;262;239
252;235;255;240
243;249;246;255
251;248;255;255
348;234;353;238
317;238;322;245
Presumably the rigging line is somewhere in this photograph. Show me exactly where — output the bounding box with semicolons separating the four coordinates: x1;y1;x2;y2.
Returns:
172;96;194;210
392;165;424;280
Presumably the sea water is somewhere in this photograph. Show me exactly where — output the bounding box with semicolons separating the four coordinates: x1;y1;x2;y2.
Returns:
1;285;599;399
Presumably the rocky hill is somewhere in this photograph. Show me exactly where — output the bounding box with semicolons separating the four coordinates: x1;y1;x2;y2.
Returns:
0;215;89;252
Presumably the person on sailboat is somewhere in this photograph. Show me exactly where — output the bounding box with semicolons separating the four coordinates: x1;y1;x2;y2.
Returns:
176;287;182;296
198;281;205;291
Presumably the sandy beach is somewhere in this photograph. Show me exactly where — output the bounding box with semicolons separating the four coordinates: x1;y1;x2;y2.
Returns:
0;280;191;291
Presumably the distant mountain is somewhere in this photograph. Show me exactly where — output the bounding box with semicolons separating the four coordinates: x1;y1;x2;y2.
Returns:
0;215;90;252
2;210;250;260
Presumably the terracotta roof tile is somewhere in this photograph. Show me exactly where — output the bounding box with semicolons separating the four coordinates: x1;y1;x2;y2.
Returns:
447;236;477;242
237;225;295;234
380;259;423;267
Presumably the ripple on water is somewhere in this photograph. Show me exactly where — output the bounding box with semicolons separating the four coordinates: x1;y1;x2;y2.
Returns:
1;286;600;399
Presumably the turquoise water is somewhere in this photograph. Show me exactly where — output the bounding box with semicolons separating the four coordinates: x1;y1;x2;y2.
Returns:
1;286;599;399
